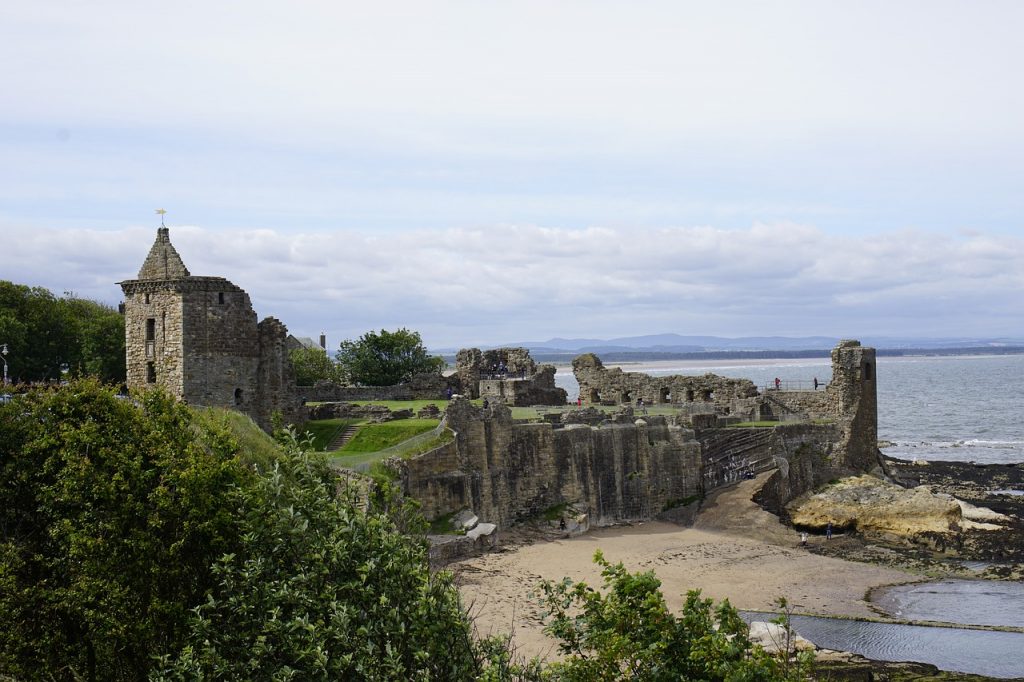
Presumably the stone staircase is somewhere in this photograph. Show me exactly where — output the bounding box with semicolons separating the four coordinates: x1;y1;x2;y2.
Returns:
326;424;360;451
699;427;778;490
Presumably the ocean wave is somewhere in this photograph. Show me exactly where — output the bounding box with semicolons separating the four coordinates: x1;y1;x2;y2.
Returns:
883;439;1024;449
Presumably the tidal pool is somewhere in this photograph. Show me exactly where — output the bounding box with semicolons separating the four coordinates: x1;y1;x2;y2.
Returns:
783;615;1024;679
872;579;1024;629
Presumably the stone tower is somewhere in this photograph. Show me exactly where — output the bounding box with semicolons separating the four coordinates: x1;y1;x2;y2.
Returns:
119;227;304;431
828;339;880;472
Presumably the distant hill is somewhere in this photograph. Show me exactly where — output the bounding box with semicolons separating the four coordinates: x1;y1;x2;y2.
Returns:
432;333;1024;361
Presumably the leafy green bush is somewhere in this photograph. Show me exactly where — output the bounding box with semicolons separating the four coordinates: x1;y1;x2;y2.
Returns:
538;551;802;681
153;436;480;680
0;380;250;680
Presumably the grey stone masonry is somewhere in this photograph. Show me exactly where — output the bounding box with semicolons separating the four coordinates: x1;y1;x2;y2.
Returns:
119;227;305;431
454;347;566;405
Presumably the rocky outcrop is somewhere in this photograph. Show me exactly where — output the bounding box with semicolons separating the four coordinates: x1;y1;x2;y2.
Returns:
786;474;1007;543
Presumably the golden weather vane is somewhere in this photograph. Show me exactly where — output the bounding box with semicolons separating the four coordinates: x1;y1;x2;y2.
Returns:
155;208;167;227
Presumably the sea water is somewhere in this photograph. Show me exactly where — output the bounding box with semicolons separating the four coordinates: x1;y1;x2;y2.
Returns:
554;354;1024;464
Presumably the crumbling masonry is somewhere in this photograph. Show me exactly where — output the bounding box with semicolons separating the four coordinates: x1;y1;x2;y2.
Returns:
454;347;567;406
119;228;304;431
396;340;880;529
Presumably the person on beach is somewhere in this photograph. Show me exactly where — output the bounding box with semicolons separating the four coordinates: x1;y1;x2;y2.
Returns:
774;377;781;390
826;521;833;540
813;377;819;390
800;531;808;546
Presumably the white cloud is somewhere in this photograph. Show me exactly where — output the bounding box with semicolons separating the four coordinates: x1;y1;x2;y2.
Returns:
5;223;1022;347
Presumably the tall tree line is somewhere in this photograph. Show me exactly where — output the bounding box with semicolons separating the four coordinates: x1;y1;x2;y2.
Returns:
0;281;125;384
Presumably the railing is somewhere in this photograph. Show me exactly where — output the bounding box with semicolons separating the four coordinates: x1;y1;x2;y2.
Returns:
762;380;827;392
480;371;528;380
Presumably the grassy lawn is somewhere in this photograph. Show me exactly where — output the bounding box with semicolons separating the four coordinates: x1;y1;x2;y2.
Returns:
336;418;440;455
300;418;362;451
347;399;451;412
327;418;448;470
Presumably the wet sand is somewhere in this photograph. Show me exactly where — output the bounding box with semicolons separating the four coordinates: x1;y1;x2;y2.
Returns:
454;473;918;660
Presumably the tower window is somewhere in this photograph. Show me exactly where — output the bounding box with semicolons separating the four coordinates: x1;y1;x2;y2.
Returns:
146;362;156;383
218;292;225;304
145;318;155;341
234;388;243;405
144;293;150;304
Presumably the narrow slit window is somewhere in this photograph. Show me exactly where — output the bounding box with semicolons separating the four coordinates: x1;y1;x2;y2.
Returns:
146;362;156;383
145;318;155;341
218;292;225;304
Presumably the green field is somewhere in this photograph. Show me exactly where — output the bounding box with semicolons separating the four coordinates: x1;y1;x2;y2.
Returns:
300;417;362;451
337;418;440;454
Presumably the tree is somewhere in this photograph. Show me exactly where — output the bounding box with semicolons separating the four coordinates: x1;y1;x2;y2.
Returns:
538;551;801;681
0;380;249;681
335;328;445;386
289;345;342;385
153;433;481;680
0;281;125;383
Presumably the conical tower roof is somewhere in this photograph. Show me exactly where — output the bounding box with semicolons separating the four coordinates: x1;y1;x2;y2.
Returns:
137;227;190;280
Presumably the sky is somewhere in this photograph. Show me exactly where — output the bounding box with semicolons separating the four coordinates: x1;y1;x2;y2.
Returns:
2;2;1023;348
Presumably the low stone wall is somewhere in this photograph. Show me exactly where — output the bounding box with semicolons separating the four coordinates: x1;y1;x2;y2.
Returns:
301;372;453;403
573;353;758;413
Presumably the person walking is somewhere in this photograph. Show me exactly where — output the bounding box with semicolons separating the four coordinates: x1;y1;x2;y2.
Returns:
774;377;781;390
826;521;833;540
813;377;819;390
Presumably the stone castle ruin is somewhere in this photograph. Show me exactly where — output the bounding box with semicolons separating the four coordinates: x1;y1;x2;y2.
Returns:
454;347;567;406
119;227;304;431
394;340;881;531
117;228;881;540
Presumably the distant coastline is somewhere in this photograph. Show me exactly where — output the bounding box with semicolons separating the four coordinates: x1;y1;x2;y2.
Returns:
443;345;1024;365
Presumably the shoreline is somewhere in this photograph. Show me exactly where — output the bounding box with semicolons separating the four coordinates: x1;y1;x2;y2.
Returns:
454;474;922;661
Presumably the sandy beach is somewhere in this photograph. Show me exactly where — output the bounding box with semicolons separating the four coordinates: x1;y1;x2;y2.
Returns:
455;473;918;660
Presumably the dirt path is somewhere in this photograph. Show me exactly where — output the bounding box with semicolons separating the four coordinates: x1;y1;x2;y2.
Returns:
454;472;919;660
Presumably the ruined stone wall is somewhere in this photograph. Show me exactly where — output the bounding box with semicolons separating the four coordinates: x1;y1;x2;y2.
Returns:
573;353;759;412
399;339;880;528
826;340;880;472
759;390;831;421
400;397;702;527
457;347;566;406
253;317;305;430
302;372;453;402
